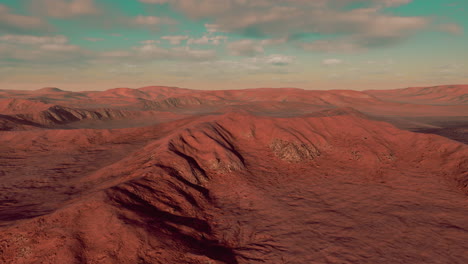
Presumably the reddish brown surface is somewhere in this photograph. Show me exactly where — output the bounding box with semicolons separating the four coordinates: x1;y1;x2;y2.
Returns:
365;84;468;105
0;85;467;264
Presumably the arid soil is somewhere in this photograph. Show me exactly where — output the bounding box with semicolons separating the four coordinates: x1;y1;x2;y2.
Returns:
0;85;467;264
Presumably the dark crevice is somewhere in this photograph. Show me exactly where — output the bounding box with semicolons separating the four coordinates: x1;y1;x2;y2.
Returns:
108;186;239;264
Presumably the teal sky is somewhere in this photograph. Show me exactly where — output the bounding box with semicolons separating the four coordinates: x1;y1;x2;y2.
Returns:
0;0;467;90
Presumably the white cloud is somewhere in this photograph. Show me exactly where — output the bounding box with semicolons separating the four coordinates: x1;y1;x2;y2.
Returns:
303;40;362;53
188;35;227;45
40;44;81;51
380;0;412;7
0;4;49;33
172;47;217;60
140;40;161;44
161;35;189;45
135;44;166;54
32;0;99;18
0;42;89;62
199;54;296;75
300;10;428;53
425;63;467;80
95;43;218;63
365;58;394;66
322;58;343;66
165;0;233;18
260;38;287;45
265;54;295;66
435;63;464;74
0;34;91;63
142;0;427;51
205;24;225;33
226;37;289;57
200;60;262;72
0;35;68;45
139;0;170;3
437;23;463;35
227;39;264;56
84;37;104;42
101;51;132;58
134;15;174;26
188;36;210;45
131;44;217;61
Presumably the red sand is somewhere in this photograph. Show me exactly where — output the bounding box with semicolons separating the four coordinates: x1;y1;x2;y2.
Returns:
0;85;467;263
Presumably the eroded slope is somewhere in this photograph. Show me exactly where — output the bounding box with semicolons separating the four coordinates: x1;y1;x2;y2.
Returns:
0;111;467;264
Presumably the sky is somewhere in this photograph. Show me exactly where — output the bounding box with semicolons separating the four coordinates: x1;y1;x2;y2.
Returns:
0;0;467;91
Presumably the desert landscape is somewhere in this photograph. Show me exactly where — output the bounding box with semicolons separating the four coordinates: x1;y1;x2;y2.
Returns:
0;84;467;263
1;0;467;263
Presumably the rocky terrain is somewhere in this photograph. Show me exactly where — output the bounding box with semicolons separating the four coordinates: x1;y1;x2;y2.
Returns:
0;85;467;264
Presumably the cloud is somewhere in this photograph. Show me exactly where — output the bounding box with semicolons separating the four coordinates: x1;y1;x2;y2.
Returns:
127;44;217;61
227;39;264;56
143;0;427;51
300;10;429;53
31;0;99;18
0;34;82;54
84;37;104;42
101;51;132;58
0;4;49;33
264;54;295;66
379;0;412;7
226;37;289;57
365;58;394;65
260;38;287;45
106;63;141;76
425;63;467;80
134;15;175;26
198;54;296;75
199;60;262;73
434;63;464;74
437;23;463;35
322;58;343;66
139;0;170;3
161;35;189;45
40;44;81;51
155;0;415;20
0;35;90;63
303;39;362;53
188;35;227;45
205;24;226;33
302;8;428;51
243;54;295;67
164;0;233;18
171;47;217;60
0;34;68;45
140;40;161;44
